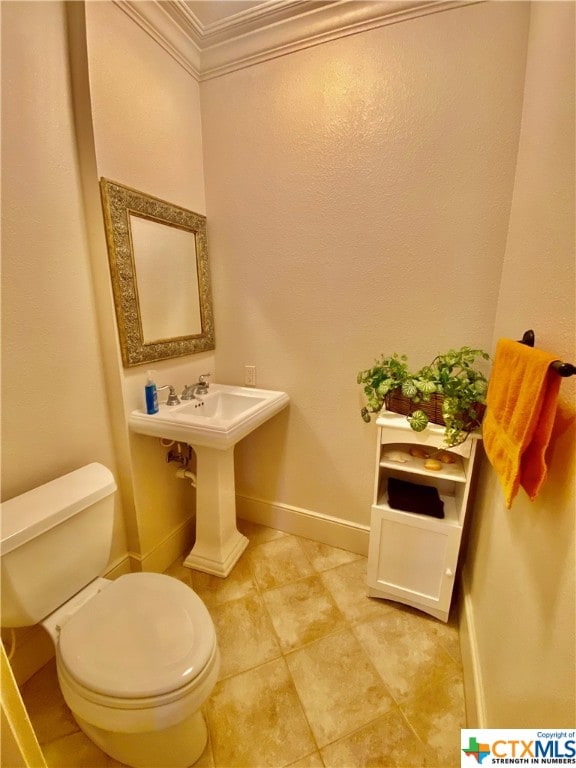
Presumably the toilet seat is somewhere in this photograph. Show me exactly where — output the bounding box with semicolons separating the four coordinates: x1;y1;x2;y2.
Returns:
57;639;220;733
58;572;216;699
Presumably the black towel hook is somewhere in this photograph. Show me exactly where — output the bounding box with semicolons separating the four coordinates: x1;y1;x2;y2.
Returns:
519;329;576;377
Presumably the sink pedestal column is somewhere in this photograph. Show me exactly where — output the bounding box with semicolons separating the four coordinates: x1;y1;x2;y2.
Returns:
183;445;248;577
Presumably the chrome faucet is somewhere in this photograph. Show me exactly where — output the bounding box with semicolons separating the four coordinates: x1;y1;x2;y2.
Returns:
157;385;180;406
181;373;211;400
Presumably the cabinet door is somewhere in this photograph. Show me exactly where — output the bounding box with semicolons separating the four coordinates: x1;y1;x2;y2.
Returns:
367;508;461;622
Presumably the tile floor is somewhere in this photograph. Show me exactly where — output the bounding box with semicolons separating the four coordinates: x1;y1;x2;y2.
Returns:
20;521;467;767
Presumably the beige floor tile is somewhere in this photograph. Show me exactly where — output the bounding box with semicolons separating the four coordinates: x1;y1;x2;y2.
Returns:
19;659;79;745
400;672;466;766
298;539;363;572
262;575;346;652
189;554;257;607
248;535;314;590
422;611;463;664
163;555;194;586
211;592;282;679
285;629;394;748
320;558;388;623
18;527;466;768
238;518;288;548
320;708;437;768
41;731;128;767
352;607;461;702
287;751;325;767
206;658;316;767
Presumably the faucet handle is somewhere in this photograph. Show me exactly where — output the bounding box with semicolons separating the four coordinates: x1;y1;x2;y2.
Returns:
199;373;211;385
181;384;195;400
158;384;180;406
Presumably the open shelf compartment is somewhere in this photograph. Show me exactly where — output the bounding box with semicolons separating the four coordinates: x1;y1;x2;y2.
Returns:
379;443;467;483
374;486;460;526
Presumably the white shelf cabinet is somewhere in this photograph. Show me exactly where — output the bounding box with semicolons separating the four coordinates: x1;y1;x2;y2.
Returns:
367;411;481;622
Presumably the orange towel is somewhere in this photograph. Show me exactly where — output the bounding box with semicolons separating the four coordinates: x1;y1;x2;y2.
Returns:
483;338;561;508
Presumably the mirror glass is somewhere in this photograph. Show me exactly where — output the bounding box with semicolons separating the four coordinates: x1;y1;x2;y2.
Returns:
129;214;202;341
100;179;215;367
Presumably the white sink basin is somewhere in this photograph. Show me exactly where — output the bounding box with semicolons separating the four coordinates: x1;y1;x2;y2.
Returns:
129;384;289;449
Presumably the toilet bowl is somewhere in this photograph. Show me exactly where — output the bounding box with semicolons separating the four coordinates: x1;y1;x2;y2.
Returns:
0;464;220;768
44;572;220;767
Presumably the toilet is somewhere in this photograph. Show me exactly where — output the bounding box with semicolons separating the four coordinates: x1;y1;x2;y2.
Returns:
0;463;220;768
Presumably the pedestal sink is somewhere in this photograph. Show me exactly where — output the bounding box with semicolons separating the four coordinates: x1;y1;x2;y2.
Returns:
128;384;289;577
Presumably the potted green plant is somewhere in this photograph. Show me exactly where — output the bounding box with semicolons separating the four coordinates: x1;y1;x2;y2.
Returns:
358;346;490;447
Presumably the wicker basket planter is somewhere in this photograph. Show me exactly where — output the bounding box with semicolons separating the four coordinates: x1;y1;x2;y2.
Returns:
384;390;485;430
385;390;445;425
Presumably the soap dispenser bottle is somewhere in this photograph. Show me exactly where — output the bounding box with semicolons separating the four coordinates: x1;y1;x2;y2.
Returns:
145;370;159;414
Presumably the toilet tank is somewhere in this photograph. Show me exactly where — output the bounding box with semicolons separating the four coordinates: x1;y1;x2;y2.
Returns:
0;463;117;628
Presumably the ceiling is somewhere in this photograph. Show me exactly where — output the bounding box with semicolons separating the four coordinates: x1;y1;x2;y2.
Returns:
183;1;269;28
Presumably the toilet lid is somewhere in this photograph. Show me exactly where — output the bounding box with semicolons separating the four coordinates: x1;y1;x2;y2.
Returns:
58;573;216;699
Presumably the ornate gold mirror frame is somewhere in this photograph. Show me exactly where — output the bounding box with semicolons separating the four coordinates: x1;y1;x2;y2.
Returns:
100;179;215;367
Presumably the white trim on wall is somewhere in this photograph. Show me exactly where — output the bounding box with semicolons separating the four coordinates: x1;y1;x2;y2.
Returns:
236;494;370;555
116;0;482;81
459;572;487;727
129;517;196;573
201;0;482;80
113;0;201;78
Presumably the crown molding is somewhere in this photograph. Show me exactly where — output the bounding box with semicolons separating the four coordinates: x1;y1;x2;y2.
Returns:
113;0;202;79
200;1;481;81
163;1;335;46
114;0;482;82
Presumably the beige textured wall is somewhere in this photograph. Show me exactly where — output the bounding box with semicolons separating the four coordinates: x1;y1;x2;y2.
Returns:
0;0;128;684
0;1;126;563
84;1;214;561
464;1;576;726
201;1;530;526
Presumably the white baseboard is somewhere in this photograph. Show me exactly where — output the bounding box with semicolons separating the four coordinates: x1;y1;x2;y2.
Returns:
129;517;195;573
105;553;133;579
458;572;486;727
236;495;370;556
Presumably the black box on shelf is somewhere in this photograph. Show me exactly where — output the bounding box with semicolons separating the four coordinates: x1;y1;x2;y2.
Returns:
387;477;445;519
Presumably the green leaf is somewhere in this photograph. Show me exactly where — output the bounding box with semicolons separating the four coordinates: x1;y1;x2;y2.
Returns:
401;380;418;398
377;379;394;396
408;410;429;432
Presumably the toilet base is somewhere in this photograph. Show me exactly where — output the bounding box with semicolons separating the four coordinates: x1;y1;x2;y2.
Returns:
74;708;208;768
